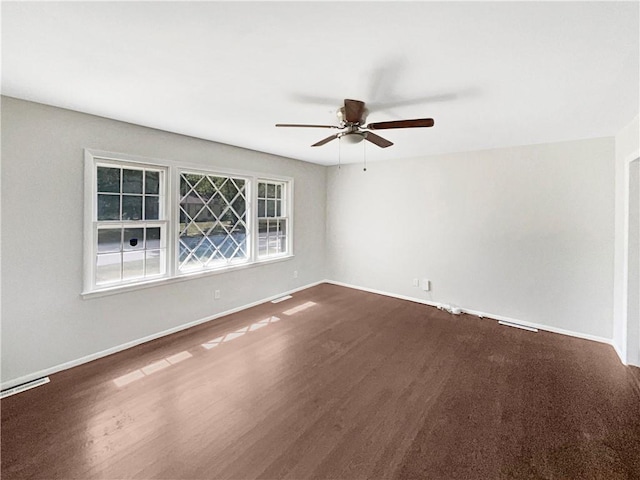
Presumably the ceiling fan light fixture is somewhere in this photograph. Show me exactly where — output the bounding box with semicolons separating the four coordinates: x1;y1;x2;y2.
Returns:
339;131;365;144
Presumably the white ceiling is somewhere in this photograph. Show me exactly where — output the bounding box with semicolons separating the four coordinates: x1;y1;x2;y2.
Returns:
2;1;638;166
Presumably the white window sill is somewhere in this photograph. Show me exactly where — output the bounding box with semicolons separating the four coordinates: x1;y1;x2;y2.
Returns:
81;254;294;299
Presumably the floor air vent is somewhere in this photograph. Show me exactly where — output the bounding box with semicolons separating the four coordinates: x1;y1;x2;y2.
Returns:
1;377;50;399
271;295;293;304
498;320;538;332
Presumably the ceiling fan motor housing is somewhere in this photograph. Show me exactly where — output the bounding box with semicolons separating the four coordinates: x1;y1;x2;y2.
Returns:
337;106;368;126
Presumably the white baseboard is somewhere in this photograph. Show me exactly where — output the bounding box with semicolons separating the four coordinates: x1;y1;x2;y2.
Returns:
326;280;445;309
325;280;616;348
611;340;628;365
1;281;324;391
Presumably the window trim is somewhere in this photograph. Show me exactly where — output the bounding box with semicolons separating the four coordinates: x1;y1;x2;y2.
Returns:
83;149;294;298
175;167;253;275
256;179;291;259
94;162;169;287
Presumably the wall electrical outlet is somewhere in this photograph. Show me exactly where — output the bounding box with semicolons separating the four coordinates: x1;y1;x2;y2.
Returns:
421;279;430;291
214;290;221;299
412;278;419;287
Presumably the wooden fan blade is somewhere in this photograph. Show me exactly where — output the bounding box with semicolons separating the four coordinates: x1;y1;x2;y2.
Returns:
364;132;393;148
344;99;366;123
312;134;340;147
276;123;339;128
366;118;435;130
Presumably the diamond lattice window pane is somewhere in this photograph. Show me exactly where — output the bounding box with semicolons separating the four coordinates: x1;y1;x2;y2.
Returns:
209;224;228;247
195;239;217;264
179;208;189;226
231;196;246;217
194;177;215;202
232;221;246;235
221;180;238;202
231;228;248;259
180;174;201;197
220;237;238;258
233;241;248;258
194;206;215;224
221;209;238;226
179;240;192;263
207;250;226;266
209;193;225;217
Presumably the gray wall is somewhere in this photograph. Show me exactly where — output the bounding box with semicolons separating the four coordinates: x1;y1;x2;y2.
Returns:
614;114;640;365
627;159;639;365
1;97;327;386
327;138;616;340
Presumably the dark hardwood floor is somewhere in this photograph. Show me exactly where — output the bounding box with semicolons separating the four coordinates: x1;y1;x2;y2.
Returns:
2;283;639;479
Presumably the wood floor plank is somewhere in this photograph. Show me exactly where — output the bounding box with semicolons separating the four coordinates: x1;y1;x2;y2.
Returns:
2;283;639;479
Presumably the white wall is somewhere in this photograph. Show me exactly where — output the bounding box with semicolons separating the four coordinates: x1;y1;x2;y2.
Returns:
627;160;639;365
614;114;640;365
327;138;615;340
1;96;327;387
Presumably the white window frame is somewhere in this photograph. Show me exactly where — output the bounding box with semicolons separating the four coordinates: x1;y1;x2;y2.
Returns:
176;168;252;274
83;149;294;297
256;178;291;259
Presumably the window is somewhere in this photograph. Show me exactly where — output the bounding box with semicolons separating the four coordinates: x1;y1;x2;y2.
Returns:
257;180;289;258
178;172;248;272
84;150;293;295
93;163;168;286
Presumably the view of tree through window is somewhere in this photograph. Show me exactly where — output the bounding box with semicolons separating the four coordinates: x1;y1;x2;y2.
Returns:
94;165;166;285
87;152;292;294
179;172;248;271
257;180;288;257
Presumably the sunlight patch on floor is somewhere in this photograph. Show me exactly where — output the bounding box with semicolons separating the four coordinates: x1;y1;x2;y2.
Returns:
166;351;193;364
282;301;317;316
113;350;193;388
114;311;287;388
201;316;281;350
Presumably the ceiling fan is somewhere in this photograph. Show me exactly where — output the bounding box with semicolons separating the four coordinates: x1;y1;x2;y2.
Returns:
276;99;434;148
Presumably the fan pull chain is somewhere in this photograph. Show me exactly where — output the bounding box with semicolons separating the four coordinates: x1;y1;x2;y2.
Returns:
363;135;367;172
338;135;341;169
